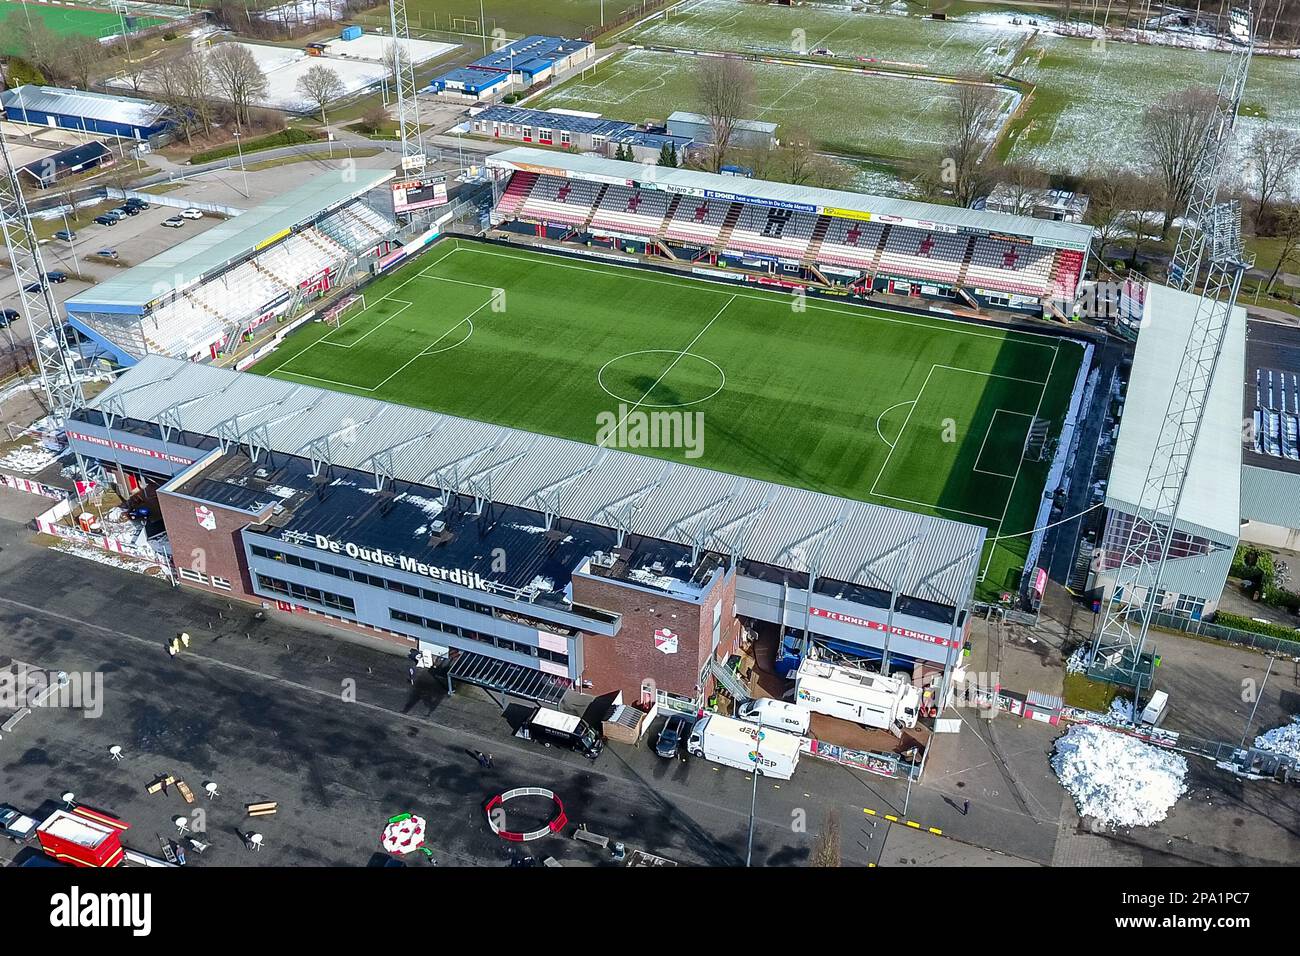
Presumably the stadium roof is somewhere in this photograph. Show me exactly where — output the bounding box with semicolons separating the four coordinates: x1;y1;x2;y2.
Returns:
1;85;169;128
1242;318;1300;475
1105;282;1245;543
86;354;987;609
486;147;1094;250
65;169;394;314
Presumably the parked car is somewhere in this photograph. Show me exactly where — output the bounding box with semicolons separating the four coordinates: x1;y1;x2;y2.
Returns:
181;208;204;220
93;248;119;259
0;309;18;327
101;209;125;222
116;205;140;217
124;197;150;210
53;229;76;241
22;280;47;293
162;216;185;228
93;214;118;226
43;271;68;284
655;714;691;760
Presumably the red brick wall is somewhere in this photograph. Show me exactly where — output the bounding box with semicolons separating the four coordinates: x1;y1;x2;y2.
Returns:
157;491;259;600
573;565;740;701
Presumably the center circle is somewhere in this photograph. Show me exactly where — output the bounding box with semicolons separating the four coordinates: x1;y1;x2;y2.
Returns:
597;350;726;408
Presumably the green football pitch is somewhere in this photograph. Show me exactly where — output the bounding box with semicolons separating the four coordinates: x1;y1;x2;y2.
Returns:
253;240;1082;599
0;1;166;53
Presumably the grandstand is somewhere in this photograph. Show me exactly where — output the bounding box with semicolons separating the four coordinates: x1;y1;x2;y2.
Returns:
64;171;400;366
486;148;1092;316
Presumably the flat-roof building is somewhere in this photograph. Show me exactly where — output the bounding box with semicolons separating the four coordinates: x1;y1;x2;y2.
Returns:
1239;319;1300;550
2;85;173;142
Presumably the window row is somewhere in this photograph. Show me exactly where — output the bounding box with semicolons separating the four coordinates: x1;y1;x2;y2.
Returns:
389;609;569;666
255;573;356;615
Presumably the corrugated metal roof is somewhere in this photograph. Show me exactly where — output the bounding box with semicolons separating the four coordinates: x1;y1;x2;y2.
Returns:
65;170;395;312
1240;464;1300;527
88;355;986;607
2;85;169;128
473;105;632;137
1105;282;1244;543
668;110;778;135
486;147;1095;250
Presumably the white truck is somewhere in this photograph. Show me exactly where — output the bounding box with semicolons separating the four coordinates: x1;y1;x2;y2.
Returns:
686;714;801;780
794;658;921;731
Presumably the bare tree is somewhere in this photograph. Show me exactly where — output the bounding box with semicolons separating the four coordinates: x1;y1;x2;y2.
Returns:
1262;204;1300;292
173;51;216;138
297;64;345;125
808;810;841;867
945;79;1000;208
1083;170;1140;264
207;42;269;130
991;162;1050;216
62;36;102;91
1125;176;1166;271
1244;124;1300;230
695;57;756;173
1140;86;1218;237
383;41;411;81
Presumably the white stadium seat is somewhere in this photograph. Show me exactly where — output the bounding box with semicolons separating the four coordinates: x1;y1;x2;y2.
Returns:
588;185;672;238
725;206;818;261
663;196;731;246
518;175;603;227
965;237;1054;297
816;218;887;272
878;227;970;284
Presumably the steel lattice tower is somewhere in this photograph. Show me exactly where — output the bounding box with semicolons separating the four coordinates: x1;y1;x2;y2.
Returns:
1089;8;1255;692
0;132;87;427
389;0;425;169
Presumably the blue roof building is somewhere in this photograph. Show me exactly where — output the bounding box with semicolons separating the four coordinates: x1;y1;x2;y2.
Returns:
1;86;173;141
428;35;596;99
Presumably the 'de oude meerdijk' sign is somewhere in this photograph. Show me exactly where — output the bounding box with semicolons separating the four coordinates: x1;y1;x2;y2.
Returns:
312;534;491;591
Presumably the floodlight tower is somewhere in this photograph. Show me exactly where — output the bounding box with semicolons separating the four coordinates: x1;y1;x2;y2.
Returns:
1089;7;1255;693
389;0;426;170
0;131;87;428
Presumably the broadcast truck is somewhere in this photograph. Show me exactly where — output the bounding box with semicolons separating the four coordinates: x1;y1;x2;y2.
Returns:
685;713;801;780
794;658;921;731
519;705;604;759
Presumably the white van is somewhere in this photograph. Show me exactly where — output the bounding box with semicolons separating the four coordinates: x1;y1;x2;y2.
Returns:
1138;690;1169;727
736;698;811;735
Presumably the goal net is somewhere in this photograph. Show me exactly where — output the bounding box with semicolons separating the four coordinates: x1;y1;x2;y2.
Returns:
324;293;364;328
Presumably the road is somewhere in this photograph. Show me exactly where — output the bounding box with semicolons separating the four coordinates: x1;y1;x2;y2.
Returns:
0;493;1060;867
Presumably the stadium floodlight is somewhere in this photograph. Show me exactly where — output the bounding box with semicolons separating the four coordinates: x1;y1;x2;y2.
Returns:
388;0;425;172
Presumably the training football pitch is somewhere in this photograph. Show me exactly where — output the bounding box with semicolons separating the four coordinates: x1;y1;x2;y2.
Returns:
253;241;1082;599
534;48;1016;161
0;1;165;52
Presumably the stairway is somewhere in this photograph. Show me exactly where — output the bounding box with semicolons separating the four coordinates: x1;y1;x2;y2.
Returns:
1068;540;1095;593
709;658;751;704
801;214;832;267
580;183;609;233
955;235;977;287
712;202;744;252
657;194;682;240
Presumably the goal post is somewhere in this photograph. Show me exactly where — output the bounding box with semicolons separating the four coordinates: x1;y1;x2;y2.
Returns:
324;293;365;328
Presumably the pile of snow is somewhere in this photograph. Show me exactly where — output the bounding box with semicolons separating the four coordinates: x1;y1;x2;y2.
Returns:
0;442;60;475
1065;647;1089;675
1255;715;1300;760
1108;696;1135;723
1052;724;1188;828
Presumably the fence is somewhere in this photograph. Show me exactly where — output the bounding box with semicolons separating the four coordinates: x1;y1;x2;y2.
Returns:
1151;610;1300;658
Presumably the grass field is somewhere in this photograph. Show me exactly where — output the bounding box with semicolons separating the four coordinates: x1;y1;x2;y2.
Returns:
629;0;1033;75
533;47;1016;160
1004;34;1300;177
252;241;1082;599
352;0;627;39
0;0;165;53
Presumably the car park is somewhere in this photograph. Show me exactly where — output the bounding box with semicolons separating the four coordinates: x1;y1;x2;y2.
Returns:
163;216;185;228
53;229;76;241
655;714;692;759
181;208;204;220
94;214;118;226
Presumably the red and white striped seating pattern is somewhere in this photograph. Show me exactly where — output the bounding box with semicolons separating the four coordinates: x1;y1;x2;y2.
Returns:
495;172;538;219
588;185;673;237
878;227;969;284
726;206;818;260
965;238;1054;297
1050;249;1084;299
816;218;887;271
663;197;731;245
519;175;603;226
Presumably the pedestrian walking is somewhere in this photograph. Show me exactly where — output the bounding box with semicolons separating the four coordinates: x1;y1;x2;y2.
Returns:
962;798;970;816
408;666;416;685
475;750;489;769
485;753;494;769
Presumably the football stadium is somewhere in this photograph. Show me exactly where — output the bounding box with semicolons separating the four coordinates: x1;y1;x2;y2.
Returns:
62;143;1095;713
